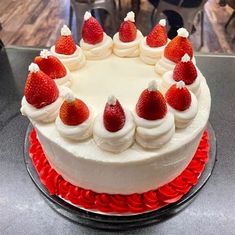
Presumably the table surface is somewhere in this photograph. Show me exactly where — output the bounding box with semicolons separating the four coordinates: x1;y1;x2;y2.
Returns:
0;47;235;235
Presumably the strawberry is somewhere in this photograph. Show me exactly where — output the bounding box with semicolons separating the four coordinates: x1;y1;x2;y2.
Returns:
146;19;168;47
34;49;67;79
173;54;197;85
165;81;192;111
103;95;126;132
82;11;104;44
119;11;137;42
164;28;193;63
55;25;77;55
59;93;89;126
136;80;167;120
25;63;59;109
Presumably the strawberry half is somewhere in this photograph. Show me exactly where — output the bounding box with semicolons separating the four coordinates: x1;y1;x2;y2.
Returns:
59;93;89;126
164;28;193;63
165;81;192;111
119;11;137;42
82;11;104;44
173;54;197;85
136;80;167;120
34;49;67;79
55;25;77;55
103;96;126;132
25;63;59;109
146;19;168;47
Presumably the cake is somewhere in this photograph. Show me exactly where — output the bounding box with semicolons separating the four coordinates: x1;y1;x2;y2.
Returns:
21;12;211;214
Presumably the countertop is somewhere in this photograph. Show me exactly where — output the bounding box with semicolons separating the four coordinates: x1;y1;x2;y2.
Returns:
0;47;235;235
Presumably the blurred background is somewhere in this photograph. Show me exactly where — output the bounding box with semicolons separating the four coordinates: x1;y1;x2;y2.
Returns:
0;0;234;53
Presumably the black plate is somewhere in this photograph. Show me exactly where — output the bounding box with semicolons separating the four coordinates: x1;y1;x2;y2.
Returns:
24;123;216;231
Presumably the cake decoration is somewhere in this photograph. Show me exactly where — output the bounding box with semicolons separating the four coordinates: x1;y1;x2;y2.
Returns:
80;12;113;60
134;80;175;149
50;25;86;71
34;49;71;87
93;96;135;153
113;11;143;57
166;81;198;128
21;63;65;123
55;92;93;140
155;27;195;75
140;19;169;65
162;53;201;96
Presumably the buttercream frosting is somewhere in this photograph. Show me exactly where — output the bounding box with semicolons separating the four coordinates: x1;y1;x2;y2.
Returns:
80;33;113;60
93;108;135;153
113;30;143;57
51;45;86;71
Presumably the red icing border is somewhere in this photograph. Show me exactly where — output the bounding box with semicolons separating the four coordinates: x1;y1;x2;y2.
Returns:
29;129;210;214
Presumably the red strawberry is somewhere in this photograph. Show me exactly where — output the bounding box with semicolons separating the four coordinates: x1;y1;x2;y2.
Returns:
55;25;77;55
103;96;126;132
136;81;167;120
164;28;193;63
119;11;137;42
25;63;59;109
173;54;197;85
34;50;67;79
59;93;89;126
82;11;104;44
165;81;192;111
146;19;168;47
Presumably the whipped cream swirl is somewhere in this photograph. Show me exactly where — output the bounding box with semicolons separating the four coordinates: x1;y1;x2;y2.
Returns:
133;111;175;149
80;33;113;60
21;86;67;123
51;45;86;71
93;109;135;153
55;110;93;141
155;56;196;76
162;69;201;97
168;91;198;128
140;38;169;65
113;30;143;58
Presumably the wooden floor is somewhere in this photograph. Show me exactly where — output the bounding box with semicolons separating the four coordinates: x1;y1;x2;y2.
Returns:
0;0;234;53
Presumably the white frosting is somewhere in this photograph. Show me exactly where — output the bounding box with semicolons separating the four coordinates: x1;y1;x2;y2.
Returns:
161;68;202;97
84;11;92;21
113;30;143;57
56;110;93;141
177;28;189;38
61;25;72;36
21;87;66;123
181;53;190;62
28;63;39;73
53;66;72;88
124;11;135;22
40;49;51;59
168;91;198;128
32;54;211;194
80;33;113;60
50;45;86;71
140;37;169;65
159;19;166;26
107;95;117;105
155;56;196;75
93;109;135;153
133;111;175;149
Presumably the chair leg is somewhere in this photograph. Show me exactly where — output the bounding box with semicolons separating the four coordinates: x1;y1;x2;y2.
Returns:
200;10;204;49
69;5;73;29
225;11;235;30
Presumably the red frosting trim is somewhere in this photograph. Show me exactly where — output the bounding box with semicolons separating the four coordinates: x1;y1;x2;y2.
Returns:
29;129;210;214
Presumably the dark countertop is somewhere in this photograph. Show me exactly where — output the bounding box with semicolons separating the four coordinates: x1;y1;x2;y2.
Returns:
0;47;235;235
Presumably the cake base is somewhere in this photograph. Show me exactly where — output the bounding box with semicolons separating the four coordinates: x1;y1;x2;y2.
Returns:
24;123;216;230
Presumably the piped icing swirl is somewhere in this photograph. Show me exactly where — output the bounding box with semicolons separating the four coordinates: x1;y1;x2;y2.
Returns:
51;45;86;71
21;86;67;123
93;108;135;153
80;33;113;60
113;30;143;57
